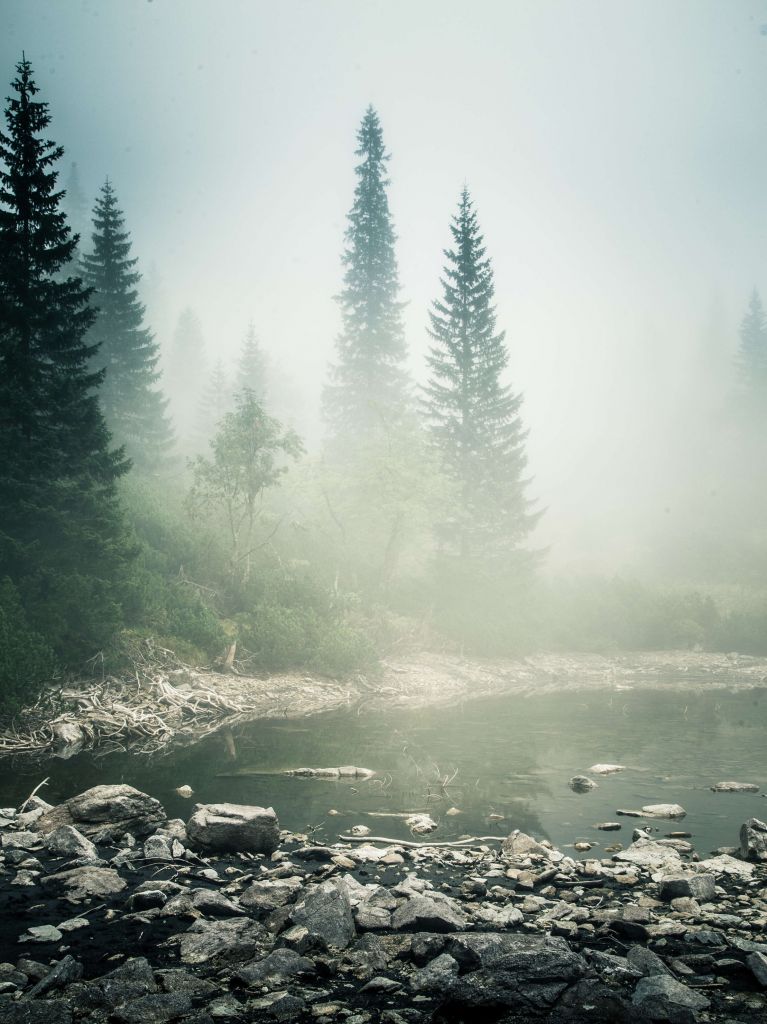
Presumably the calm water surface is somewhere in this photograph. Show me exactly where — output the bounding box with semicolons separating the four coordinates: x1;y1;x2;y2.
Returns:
3;685;767;857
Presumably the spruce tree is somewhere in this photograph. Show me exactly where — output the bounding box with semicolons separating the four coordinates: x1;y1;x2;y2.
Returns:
324;105;410;436
0;57;130;661
237;321;267;401
423;188;537;564
736;290;767;407
198;358;232;442
81;179;173;469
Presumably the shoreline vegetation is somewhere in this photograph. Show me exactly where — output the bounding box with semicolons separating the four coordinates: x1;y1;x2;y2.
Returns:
2;648;766;760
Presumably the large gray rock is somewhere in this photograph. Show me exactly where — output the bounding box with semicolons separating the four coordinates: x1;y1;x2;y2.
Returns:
391;893;469;933
502;830;553;861
44;825;98;860
240;875;303;912
632;974;710;1022
740;817;767;861
612;839;682;872
42;866;127;901
658;873;716;902
234;948;315;987
186;802;280;854
290;878;355;949
711;780;759;793
162;918;270;965
34;785;165;840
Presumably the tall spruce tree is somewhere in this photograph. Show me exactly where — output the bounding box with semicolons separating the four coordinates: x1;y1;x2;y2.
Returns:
736;290;767;407
81;180;173;469
237;321;267;401
324;105;410;436
0;57;130;661
198;358;231;442
423;188;537;564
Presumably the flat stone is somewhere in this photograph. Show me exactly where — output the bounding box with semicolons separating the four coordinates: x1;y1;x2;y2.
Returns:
391;894;469;933
19;925;63;944
163;918;269;965
111;993;193;1023
711;781;759;793
240;876;303;912
42;866;127;901
613;839;683;872
235;949;315;987
35;785;166;840
589;764;625;775
186;803;280;855
502;831;553;861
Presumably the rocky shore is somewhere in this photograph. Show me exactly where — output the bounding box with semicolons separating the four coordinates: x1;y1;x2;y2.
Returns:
1;785;767;1022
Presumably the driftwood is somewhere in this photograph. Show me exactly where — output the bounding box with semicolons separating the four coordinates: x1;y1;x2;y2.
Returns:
338;833;504;849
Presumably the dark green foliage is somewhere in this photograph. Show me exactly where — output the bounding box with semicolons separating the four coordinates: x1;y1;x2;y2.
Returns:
237;322;267;401
0;578;56;713
324;105;411;436
81;180;173;469
423;189;538;566
0;57;132;677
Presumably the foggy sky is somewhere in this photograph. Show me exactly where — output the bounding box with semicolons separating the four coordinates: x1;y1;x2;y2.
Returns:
2;0;766;569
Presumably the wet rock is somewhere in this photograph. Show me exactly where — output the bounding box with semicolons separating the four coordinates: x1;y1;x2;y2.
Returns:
618;804;687;820
164;918;270;965
43;825;98;860
569;775;597;792
51;721;86;758
405;814;438;835
240;876;303;912
740;817;767;861
596;822;622;831
391;893;469;933
502;830;553;861
626;946;672;977
42;865;127;901
747;951;767;987
612;839;683;872
631;974;710;1021
2;831;43;851
246;990;305;1020
589;763;626;775
290;878;356;949
19;925;63;944
155;970;217;997
186;803;280;855
26;955;82;998
234;948;315;987
143;835;176;860
111;993;193;1023
285;765;374;779
658;873;716;902
410;952;460;993
0;996;73;1023
589;950;642;982
711;780;759;793
35;785;166;840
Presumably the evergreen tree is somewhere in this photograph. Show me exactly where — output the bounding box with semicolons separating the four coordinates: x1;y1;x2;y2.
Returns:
736;290;767;407
81;179;173;469
167;306;207;444
237;321;267;401
0;57;131;662
323;105;410;436
423;188;537;564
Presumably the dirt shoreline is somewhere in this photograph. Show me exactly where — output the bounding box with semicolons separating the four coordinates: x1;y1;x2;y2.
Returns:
4;649;767;758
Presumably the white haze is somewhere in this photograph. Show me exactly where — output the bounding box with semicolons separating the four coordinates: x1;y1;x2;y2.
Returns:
3;0;766;572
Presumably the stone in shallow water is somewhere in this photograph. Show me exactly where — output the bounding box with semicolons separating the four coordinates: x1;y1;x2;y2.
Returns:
711;780;760;793
588;764;626;775
186;802;280;855
569;776;597;793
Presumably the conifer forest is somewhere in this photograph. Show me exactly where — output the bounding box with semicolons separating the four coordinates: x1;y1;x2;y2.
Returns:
1;7;767;1023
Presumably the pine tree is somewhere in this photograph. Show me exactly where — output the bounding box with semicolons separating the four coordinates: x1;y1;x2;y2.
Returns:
81;179;173;469
736;290;767;407
0;56;131;662
167;307;207;444
324;105;410;436
237;321;267;401
423;189;537;565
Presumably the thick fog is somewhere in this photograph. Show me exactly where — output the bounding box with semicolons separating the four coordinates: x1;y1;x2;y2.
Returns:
3;0;765;572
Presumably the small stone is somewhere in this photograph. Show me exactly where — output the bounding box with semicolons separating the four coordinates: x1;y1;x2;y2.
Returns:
595;822;622;831
569;776;597;793
20;925;63;943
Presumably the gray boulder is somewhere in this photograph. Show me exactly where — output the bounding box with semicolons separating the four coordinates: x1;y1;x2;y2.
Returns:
658;873;716;902
391;893;469;933
162;918;270;965
234;948;315;987
740;817;767;861
290;878;355;949
42;866;127;901
186;802;279;855
0;996;73;1023
632;975;710;1022
44;825;98;860
35;785;165;840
